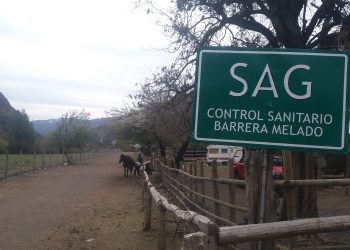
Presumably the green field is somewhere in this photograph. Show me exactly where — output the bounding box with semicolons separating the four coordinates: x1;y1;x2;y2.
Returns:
0;152;89;179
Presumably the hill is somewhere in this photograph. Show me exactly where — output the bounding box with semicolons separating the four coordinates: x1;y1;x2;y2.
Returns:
0;92;36;153
0;92;16;136
32;117;112;135
32;119;57;135
0;92;16;114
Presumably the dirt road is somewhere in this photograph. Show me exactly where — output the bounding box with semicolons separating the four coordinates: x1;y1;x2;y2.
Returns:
0;152;157;250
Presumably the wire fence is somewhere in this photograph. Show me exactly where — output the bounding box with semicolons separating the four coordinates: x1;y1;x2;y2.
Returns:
0;149;93;180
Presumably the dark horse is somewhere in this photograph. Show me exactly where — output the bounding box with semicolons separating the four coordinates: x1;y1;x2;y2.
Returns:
119;154;135;177
119;154;142;177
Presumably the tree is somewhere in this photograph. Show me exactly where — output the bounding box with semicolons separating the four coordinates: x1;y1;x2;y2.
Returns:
35;133;55;153
134;65;193;160
138;0;350;216
54;110;90;163
6;110;36;153
138;0;350;103
109;77;193;161
144;1;349;53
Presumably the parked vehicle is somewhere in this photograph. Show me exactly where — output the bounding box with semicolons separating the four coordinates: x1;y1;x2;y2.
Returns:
272;156;283;179
233;154;283;180
207;145;243;165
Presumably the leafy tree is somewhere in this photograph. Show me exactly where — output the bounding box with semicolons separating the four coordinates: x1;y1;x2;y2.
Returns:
0;94;35;153
6;110;36;153
34;132;59;153
108;106;159;152
53;110;90;163
110;66;193;161
144;0;349;56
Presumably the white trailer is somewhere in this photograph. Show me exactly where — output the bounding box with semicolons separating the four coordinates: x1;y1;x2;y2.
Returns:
206;145;243;165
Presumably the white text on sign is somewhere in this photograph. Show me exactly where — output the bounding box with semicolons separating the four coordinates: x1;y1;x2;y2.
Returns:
229;63;312;99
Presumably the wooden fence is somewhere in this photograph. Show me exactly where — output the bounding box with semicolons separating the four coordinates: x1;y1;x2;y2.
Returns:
143;157;350;249
141;169;218;249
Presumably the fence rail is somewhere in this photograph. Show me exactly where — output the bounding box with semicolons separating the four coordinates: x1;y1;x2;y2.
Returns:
149;157;350;249
141;170;218;249
158;159;248;226
218;215;350;244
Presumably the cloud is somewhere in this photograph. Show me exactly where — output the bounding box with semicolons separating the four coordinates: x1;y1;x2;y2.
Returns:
0;0;174;120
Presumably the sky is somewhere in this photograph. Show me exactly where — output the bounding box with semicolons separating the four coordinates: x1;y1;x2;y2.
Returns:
0;0;173;120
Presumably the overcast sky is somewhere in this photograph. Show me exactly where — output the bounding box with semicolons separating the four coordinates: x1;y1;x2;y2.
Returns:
0;0;173;120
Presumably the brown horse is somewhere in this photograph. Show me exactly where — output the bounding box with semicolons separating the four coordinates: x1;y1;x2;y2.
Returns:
119;154;135;177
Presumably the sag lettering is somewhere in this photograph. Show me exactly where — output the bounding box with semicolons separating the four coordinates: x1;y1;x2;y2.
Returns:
229;63;312;100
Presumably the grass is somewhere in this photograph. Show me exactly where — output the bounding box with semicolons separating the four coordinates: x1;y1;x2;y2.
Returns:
0;152;86;178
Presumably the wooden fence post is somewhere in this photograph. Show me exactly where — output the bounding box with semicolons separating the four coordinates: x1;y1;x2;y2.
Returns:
245;149;260;250
62;149;65;165
189;164;194;201
183;163;188;197
156;204;167;250
258;150;275;250
143;188;152;231
48;148;52;167
33;151;36;172
141;180;146;212
228;158;236;223
200;160;206;207
282;150;297;249
5;151;9;180
41;153;45;168
55;149;58;166
211;162;220;224
19;151;23;176
179;161;186;197
194;161;199;204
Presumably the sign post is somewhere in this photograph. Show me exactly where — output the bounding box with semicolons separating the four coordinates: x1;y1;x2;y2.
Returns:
193;48;350;153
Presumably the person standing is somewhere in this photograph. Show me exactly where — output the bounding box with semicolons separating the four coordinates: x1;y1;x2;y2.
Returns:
137;154;143;164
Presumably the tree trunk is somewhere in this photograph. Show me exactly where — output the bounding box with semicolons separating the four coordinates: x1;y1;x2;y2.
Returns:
175;137;190;168
245;149;261;227
158;141;166;158
280;151;318;219
293;151;318;218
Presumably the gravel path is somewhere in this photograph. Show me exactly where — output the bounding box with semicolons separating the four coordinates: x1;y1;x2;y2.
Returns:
0;152;158;250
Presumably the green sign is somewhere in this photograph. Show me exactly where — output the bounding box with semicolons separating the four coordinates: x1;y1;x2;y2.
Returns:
193;48;350;153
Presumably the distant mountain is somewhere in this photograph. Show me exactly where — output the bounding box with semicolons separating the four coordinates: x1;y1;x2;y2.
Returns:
32;119;58;135
32;117;112;135
90;118;111;129
0;92;16;115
